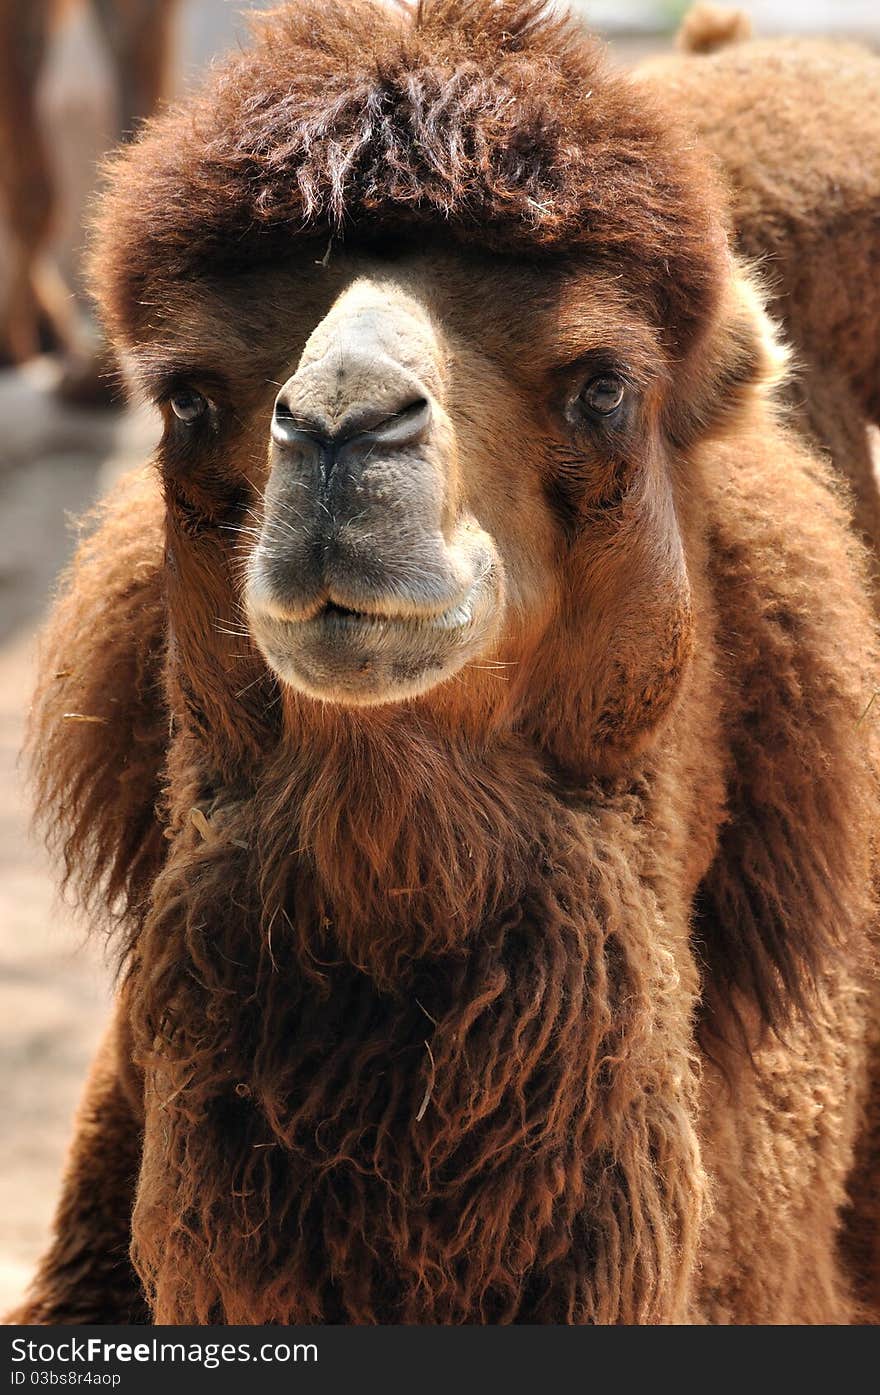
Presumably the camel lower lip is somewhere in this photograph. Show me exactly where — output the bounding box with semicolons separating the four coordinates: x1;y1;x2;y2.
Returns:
247;581;494;705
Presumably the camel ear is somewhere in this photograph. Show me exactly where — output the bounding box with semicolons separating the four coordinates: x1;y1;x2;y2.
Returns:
667;267;790;450
27;469;169;940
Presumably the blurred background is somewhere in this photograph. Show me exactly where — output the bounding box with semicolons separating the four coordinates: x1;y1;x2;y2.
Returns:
0;0;878;1315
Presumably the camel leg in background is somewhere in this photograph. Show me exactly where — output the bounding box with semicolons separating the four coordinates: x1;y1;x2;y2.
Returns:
0;0;56;365
53;0;179;402
90;0;178;142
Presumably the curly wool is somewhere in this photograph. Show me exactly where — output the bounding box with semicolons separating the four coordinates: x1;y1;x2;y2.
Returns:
129;762;700;1323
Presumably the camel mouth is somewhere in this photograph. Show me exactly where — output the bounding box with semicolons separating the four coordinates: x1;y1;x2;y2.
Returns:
247;569;500;706
316;594;479;631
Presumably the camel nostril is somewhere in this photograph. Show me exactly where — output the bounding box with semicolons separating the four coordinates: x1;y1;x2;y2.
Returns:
271;398;331;451
338;396;432;443
351;396;431;448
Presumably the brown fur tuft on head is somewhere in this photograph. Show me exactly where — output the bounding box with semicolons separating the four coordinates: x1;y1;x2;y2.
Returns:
91;0;726;365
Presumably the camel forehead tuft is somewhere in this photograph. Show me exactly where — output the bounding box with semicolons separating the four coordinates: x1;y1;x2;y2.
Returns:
92;0;726;353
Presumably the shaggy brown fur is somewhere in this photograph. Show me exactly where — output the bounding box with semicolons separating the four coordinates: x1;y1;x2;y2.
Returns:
0;0;177;368
11;1;880;1324
636;10;880;558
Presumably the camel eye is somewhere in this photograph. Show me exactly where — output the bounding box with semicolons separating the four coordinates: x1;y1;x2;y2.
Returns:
580;374;626;417
170;388;208;424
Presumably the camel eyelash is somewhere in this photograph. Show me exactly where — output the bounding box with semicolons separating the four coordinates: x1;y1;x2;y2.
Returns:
149;365;229;409
554;351;637;408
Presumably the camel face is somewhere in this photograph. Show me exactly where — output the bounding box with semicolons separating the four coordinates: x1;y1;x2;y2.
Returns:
145;242;685;719
91;0;730;743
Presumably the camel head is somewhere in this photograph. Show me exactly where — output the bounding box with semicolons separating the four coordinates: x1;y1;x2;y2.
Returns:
93;0;784;772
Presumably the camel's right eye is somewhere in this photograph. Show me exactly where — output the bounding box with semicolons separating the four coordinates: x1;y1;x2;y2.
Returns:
170;389;209;424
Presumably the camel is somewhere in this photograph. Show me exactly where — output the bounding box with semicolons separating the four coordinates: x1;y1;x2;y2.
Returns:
10;0;880;1323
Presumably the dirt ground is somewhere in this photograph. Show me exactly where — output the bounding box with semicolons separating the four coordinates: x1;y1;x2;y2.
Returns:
0;632;110;1312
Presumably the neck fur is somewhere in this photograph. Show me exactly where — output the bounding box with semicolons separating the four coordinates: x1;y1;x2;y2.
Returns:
131;709;702;1323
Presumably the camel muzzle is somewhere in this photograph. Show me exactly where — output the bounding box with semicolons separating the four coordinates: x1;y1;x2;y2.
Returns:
243;278;502;705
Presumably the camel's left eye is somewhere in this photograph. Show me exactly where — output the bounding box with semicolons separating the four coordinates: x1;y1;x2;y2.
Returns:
170;389;208;424
580;374;626;417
